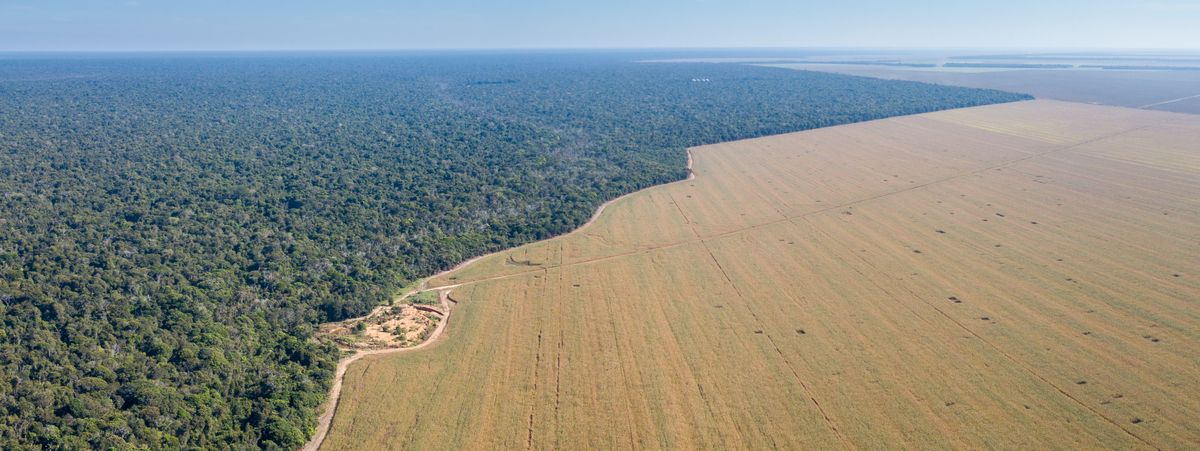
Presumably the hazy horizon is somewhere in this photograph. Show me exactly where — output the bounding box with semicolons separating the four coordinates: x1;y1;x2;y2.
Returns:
3;0;1198;52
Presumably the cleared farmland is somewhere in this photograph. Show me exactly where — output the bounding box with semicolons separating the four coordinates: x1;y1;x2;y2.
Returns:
321;99;1200;450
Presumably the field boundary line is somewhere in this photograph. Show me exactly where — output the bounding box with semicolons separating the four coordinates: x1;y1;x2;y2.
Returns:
552;246;565;451
525;269;550;451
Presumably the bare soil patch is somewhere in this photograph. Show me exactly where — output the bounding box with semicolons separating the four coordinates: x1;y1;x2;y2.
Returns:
315;301;445;350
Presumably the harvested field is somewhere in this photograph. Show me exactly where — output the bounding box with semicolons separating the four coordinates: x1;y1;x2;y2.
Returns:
321;99;1200;450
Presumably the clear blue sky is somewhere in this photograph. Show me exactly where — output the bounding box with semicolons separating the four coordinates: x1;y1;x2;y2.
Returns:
2;0;1197;51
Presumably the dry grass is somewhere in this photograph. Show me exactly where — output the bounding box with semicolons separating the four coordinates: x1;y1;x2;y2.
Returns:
321;100;1200;450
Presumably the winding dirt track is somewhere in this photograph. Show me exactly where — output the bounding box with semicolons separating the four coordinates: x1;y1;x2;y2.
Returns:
298;149;693;451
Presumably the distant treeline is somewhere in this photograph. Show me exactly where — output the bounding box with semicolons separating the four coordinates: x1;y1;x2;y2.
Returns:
791;60;936;67
1080;65;1200;71
0;53;1031;451
943;63;1074;69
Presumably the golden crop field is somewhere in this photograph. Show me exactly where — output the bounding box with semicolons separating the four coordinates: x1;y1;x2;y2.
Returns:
320;99;1200;450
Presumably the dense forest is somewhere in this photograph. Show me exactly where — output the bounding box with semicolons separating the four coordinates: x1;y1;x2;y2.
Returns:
0;52;1031;450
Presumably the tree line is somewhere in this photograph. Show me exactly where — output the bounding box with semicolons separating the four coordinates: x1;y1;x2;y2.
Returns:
0;52;1031;450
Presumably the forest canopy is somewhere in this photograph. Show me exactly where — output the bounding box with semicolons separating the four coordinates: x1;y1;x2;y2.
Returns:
0;52;1031;450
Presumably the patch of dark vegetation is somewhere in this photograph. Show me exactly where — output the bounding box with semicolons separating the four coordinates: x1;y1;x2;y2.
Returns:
1131;418;1143;424
981;317;991;321
413;304;444;315
1077;380;1088;385
506;256;542;266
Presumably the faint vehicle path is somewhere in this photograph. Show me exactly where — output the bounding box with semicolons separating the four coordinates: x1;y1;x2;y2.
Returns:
299;149;693;451
1140;93;1200;109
